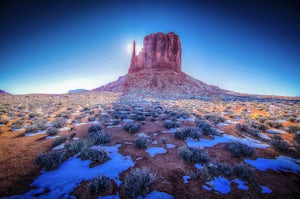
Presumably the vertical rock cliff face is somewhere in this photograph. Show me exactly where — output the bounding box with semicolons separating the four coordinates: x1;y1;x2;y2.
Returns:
129;32;182;73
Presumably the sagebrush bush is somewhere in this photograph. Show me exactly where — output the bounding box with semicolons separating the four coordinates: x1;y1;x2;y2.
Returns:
236;123;259;137
207;162;233;177
88;175;111;193
88;125;102;134
124;167;157;198
86;130;111;145
196;120;216;136
134;136;149;149
225;141;253;157
35;151;64;170
123;122;141;133
270;135;290;152
178;146;209;163
288;125;300;134
52;136;67;147
204;114;225;124
46;126;58;135
80;148;109;163
25;125;38;134
265;120;283;129
174;127;202;140
232;164;253;181
164;120;179;129
52;117;66;128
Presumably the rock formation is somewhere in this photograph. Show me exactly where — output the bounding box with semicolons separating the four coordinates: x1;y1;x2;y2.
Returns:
94;32;226;98
129;32;181;73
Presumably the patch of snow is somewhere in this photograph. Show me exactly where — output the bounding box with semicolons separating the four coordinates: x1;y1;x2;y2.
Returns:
276;119;286;123
137;190;174;199
203;177;231;194
258;133;271;140
124;142;132;145
202;185;212;191
137;132;150;138
72;137;80;141
244;155;300;173
232;179;249;190
166;144;175;149
146;147;167;157
106;125;121;128
52;143;65;151
46;135;60;140
59;127;70;131
261;186;272;194
7;144;134;199
217;123;228;127
122;119;134;123
266;129;287;134
225;120;238;124
161;128;177;133
223;134;270;148
88;121;102;124
177;117;195;122
183;175;190;184
153;132;158;136
152;140;158;145
24;130;46;137
12;128;25;132
74;123;86;126
194;163;203;170
136;157;142;161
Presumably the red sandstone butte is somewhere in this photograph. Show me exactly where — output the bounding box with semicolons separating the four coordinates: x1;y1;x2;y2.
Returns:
94;32;226;97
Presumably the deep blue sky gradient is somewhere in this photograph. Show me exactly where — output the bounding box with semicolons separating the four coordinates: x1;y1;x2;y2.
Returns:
0;0;299;96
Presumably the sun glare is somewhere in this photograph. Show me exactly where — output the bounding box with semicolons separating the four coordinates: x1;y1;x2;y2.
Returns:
126;43;142;55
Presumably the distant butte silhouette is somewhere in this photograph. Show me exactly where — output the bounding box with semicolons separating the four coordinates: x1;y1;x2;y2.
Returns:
94;32;225;97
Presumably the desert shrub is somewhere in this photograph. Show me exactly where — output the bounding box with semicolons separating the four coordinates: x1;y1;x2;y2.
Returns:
123;122;141;133
124;167;157;198
52;117;66;128
246;120;267;131
204;114;225;124
88;175;111;193
0;119;8;125
86;130;111;145
178;146;209;163
160;137;170;144
134;136;149;149
270;135;290;152
232;164;253;181
35;151;64;171
196;120;216;136
88;125;102;134
257;116;268;123
163;120;179;129
265;120;283;129
11;120;24;129
29;112;40;119
80;148;109;163
225;141;253;157
174;127;202;140
294;132;300;143
88;116;96;122
207;162;233;177
0;130;2;134
236;123;259;137
65;140;84;155
25;125;38;134
52;136;67;147
46;126;58;135
288;125;300;134
135;115;146;121
199;166;213;182
288;116;297;123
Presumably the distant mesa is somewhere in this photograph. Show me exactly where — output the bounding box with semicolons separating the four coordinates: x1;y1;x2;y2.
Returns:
94;32;225;97
68;89;88;94
0;89;9;95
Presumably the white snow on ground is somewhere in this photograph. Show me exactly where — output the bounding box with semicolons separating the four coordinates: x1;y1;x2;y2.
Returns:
161;128;177;133
244;155;300;173
194;163;203;169
59;127;70;131
24;130;46;137
166;144;175;149
137;190;174;199
225;120;238;124
260;186;272;194
183;176;191;184
266;129;287;134
45;135;60;140
232;179;249;190
152;140;158;145
7;144;134;199
74;123;86;126
122;119;134;123
217;123;228;127
87;121;102;124
177;117;195;122
52;143;65;151
137;132;150;138
106;125;121;128
186;134;269;148
146;147;167;157
258;133;271;140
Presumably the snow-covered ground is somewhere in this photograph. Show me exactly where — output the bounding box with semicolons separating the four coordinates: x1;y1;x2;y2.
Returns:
146;147;167;157
244;155;300;173
7;144;134;199
186;134;269;148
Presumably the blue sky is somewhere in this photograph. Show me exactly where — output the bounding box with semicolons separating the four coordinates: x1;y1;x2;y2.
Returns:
0;0;299;96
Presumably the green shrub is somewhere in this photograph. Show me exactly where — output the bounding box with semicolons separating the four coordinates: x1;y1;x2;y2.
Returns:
35;151;64;170
46;126;58;135
123;122;141;133
124;167;157;198
225;141;253;157
79;148;109;163
88;175;111;193
164;120;179;129
178;146;209;163
134;136;149;149
52;136;67;147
